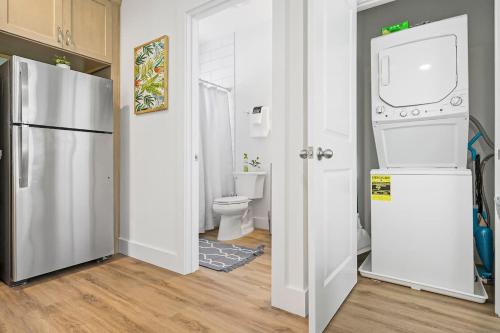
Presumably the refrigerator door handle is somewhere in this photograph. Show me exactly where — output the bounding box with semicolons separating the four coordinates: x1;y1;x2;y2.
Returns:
19;62;29;124
19;125;29;188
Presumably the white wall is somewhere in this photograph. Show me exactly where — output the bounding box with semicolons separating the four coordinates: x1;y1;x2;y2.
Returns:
234;21;273;229
198;0;272;41
199;34;235;88
120;0;198;274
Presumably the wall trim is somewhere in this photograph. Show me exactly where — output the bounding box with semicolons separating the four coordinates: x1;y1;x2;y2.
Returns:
357;0;396;12
253;217;270;230
273;285;309;317
271;0;308;317
119;238;180;271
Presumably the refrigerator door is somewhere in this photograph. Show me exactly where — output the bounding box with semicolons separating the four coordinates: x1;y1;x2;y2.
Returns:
12;56;113;132
0;61;12;284
12;125;113;282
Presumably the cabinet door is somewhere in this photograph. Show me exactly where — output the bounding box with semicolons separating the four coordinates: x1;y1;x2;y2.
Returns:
63;0;112;63
0;0;63;47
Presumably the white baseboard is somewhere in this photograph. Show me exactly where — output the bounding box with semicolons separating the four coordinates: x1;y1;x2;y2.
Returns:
119;237;181;273
253;216;270;230
272;285;308;317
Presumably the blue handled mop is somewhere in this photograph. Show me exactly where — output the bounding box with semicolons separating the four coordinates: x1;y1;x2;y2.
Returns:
468;132;494;281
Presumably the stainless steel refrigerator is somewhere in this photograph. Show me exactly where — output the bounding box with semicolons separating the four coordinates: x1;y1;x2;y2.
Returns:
0;56;114;285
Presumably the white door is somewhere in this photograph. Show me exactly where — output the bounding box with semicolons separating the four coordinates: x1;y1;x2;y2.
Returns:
307;0;358;332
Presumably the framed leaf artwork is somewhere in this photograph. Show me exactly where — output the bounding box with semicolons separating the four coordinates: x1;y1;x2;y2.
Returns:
134;36;169;114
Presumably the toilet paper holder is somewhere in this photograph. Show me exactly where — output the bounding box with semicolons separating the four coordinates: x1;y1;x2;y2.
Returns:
246;106;264;115
248;106;270;137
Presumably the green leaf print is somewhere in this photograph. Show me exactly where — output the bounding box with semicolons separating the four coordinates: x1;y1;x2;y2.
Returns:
143;44;154;57
135;52;146;66
143;95;155;108
134;36;168;113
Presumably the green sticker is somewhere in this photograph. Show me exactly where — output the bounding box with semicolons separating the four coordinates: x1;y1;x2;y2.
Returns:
381;21;410;35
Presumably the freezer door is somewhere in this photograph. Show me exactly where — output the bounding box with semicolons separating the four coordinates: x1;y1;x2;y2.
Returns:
12;126;113;282
12;56;113;132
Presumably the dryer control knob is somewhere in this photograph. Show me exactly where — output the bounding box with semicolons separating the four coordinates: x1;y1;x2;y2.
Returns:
450;96;463;106
411;109;420;116
400;111;408;118
376;106;385;114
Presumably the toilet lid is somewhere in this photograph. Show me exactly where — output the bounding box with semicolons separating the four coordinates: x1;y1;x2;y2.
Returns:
213;196;249;205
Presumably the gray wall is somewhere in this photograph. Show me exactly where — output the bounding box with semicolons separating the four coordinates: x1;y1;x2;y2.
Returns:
357;0;495;233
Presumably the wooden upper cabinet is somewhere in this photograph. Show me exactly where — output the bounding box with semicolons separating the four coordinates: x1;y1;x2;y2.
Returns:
0;0;64;48
0;0;112;63
63;0;112;63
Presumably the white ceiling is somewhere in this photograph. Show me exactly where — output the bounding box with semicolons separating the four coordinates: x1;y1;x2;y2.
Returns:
198;0;272;42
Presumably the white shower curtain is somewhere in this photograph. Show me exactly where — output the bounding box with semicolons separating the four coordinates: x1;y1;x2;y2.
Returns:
199;83;235;233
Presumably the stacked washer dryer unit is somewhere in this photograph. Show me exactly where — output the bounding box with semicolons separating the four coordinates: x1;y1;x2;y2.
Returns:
359;15;488;303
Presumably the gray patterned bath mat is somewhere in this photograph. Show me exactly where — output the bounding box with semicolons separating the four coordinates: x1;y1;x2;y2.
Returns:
199;238;264;272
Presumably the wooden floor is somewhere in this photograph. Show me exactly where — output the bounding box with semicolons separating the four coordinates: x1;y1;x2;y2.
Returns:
0;229;498;332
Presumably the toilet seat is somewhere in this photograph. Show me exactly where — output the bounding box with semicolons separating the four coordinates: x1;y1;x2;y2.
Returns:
213;196;250;205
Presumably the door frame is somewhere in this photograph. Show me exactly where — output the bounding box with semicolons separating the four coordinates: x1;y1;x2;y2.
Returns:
184;0;305;315
183;0;287;279
184;0;244;275
185;0;259;275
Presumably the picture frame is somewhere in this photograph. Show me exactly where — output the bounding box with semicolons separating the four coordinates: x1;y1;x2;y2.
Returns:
134;35;169;114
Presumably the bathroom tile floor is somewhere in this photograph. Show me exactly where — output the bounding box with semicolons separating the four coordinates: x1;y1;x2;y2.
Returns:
0;229;497;332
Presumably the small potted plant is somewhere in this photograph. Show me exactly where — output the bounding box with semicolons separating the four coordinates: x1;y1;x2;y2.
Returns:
249;156;261;170
54;55;71;69
243;153;249;172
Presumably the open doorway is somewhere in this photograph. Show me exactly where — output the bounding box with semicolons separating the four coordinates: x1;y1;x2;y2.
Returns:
189;0;273;278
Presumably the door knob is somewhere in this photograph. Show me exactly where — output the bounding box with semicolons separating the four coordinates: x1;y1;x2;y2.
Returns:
317;147;333;160
299;147;313;159
299;149;308;159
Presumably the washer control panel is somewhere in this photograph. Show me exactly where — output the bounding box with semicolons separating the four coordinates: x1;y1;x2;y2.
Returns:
372;90;468;123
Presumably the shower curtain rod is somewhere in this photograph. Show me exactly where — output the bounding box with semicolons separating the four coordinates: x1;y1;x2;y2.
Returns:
199;79;232;92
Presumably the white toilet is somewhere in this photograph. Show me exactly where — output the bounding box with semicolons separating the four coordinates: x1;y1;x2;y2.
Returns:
213;172;266;241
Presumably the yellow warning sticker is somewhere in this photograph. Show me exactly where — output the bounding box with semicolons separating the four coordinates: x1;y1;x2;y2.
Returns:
371;175;391;201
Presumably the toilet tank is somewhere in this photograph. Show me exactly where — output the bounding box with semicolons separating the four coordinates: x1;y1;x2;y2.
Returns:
233;172;266;199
